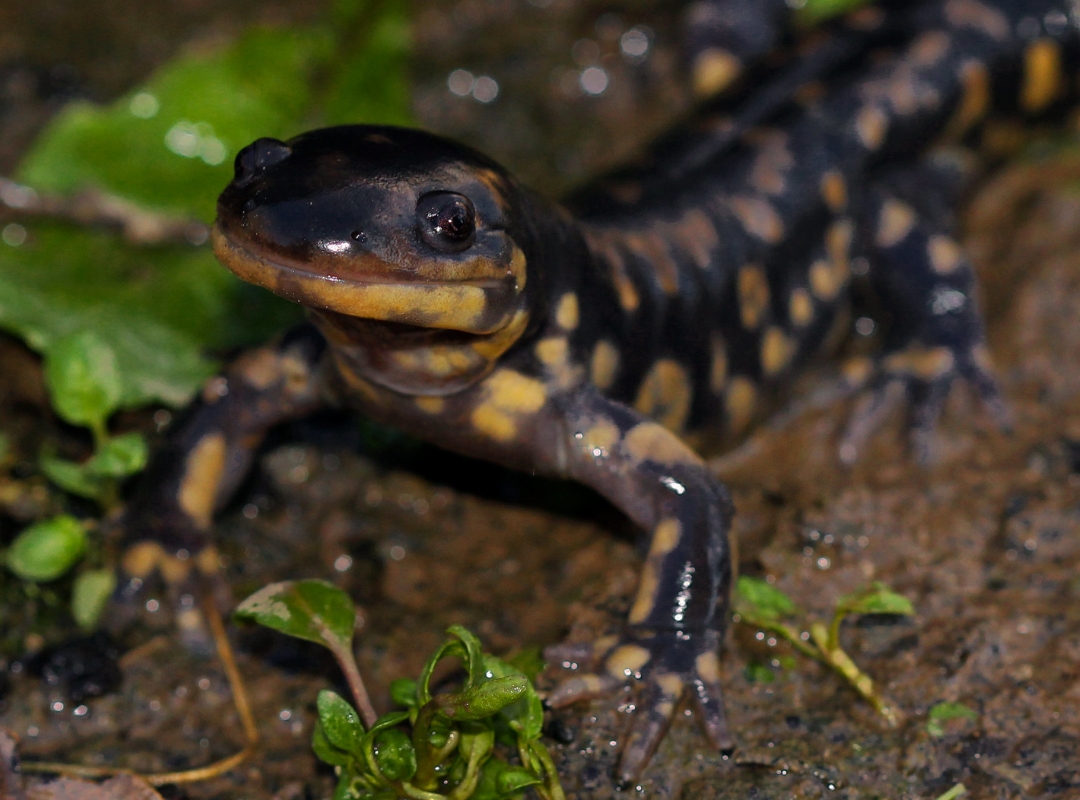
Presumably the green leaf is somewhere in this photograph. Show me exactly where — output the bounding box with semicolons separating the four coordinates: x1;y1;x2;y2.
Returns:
482;654;543;742
436;675;528;722
496;766;543;795
0;223;297;410
17;28;332;221
837;582;915;617
86;432;148;477
321;3;413;128
234;579;356;651
43;330;122;432
40;455;107;500
744;662;776;684
71;568;117;630
318;690;365;754
6;515;87;582
312;720;353;767
926;702;978;738
796;0;872;26
372;727;416;782
389;678;418;709
447;624;489;688
733;576;797;623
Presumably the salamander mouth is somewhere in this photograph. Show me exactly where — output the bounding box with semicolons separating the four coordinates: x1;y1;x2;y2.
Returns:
211;224;521;335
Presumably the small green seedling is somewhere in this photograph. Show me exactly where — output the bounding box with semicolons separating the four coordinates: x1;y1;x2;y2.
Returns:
733;577;914;725
5;515;87;582
236;579;564;800
926;702;978;738
794;0;873;26
40;330;148;508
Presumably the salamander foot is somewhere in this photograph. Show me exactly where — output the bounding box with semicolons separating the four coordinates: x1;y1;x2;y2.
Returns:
839;344;1013;465
546;628;731;787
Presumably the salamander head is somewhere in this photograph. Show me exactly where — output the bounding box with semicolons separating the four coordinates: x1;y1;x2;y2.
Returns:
213;125;530;337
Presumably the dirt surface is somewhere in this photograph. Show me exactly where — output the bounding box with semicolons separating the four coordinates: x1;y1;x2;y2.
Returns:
2;2;1080;799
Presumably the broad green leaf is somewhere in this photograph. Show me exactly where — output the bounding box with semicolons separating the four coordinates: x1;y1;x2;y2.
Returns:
436;675;528;721
43;330;122;432
837;583;915;617
6;516;87;582
322;2;413;128
312;720;353;767
372;727;416;782
86;432;148;478
734;576;797;623
234;579;356;652
40;456;107;500
0;223;297;409
318;690;365;753
17;28;331;221
72;568;117;630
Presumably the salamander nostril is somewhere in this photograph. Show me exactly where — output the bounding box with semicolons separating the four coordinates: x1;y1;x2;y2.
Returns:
233;137;292;184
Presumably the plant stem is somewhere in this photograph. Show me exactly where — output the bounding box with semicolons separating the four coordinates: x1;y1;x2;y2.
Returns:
330;640;378;729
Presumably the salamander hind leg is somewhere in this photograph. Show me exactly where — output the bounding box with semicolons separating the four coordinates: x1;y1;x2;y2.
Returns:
840;189;1011;464
540;389;734;786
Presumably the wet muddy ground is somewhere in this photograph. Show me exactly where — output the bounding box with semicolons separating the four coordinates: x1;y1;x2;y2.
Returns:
2;2;1080;799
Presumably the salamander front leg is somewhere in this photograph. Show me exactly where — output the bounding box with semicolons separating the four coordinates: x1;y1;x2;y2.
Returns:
542;390;734;785
119;324;330;622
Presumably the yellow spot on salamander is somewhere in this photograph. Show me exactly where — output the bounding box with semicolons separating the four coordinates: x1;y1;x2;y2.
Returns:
941;59;990;142
650;518;682;558
789;288;814;327
695;650;722;684
709;334;728;394
725;376;757;434
414;396;445;414
555;292;580;330
855;105;889;150
810;259;843;301
729;196;784;244
535;337;568;367
628;562;659;624
693;47;742;98
884;346;955;380
738;264;770;330
178;432;227;530
944;0;1009;41
928;235;963;274
470;369;548;443
876;200;916;248
654;672;684;700
622;421;703;467
761;326;796;377
581;418;620;455
634;358;692;432
1021;39;1063;114
591;340;620;391
820;170;847;212
606;644;652;679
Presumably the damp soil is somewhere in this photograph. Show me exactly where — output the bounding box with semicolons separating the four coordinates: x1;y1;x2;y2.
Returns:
3;2;1080;799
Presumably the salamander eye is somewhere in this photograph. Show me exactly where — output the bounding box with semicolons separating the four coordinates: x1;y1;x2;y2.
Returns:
417;192;476;252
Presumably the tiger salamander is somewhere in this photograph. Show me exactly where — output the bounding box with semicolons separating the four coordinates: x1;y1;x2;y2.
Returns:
123;0;1079;784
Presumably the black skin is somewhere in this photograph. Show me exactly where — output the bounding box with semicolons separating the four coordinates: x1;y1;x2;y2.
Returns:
122;0;1079;785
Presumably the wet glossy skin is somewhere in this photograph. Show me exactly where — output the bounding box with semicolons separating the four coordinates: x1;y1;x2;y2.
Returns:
125;0;1080;786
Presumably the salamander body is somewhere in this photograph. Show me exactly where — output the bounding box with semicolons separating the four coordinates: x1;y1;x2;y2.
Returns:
125;0;1080;784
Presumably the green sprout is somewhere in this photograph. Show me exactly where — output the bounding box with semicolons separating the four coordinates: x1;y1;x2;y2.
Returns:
926;702;978;738
235;580;564;800
733;577;914;725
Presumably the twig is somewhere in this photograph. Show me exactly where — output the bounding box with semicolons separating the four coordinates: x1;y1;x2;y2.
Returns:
0;177;208;246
